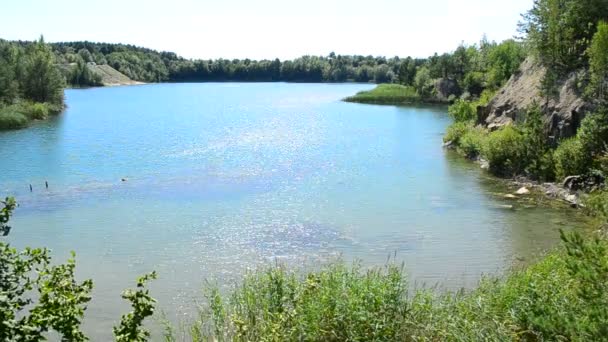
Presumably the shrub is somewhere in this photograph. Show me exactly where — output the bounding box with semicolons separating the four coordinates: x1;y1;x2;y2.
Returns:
482;125;526;175
28;102;50;120
448;99;477;122
554;138;590;180
0;109;28;130
443;121;471;145
586;190;608;222
458;125;486;158
578;108;608;158
523;105;555;180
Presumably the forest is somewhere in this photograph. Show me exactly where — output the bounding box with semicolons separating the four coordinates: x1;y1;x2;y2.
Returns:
0;38;65;129
49;37;524;95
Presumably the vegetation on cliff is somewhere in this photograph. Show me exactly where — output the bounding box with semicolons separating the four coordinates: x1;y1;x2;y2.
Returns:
444;0;608;194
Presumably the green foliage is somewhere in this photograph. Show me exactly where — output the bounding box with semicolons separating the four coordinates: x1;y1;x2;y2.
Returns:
0;109;28;129
560;230;608;338
485;39;526;88
0;40;19;104
586;190;608;221
343;84;420;104
413;65;433;98
190;263;408;341
521;0;608;97
114;271;158;342
521;0;608;74
1;200;93;341
482;125;526;176
171;231;608;341
69;59;102;87
588;21;608;100
554;137;589;180
397;57;417;86
578;107;608;158
522;105;555;180
0;38;66;130
443;121;472;145
27;102;50;120
22;37;65;105
448;98;477;122
458;125;487;158
553;108;608;180
0;197;16;236
0;243;93;341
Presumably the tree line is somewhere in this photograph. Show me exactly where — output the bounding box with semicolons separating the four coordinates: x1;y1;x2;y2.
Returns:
49;38;526;99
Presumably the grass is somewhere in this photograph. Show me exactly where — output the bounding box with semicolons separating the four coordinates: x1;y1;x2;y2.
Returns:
343;84;421;104
160;230;608;341
0;101;63;130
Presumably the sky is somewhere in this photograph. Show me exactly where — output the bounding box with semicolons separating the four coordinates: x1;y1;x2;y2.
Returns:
0;0;533;60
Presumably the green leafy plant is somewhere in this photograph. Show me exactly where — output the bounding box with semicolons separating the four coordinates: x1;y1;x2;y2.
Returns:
114;271;158;342
482;125;526;175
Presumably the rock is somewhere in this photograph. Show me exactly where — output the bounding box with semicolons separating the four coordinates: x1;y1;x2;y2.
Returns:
563;173;605;191
434;78;460;101
479;159;489;170
515;187;530;195
442;140;454;148
563;175;583;190
504;194;517;199
478;57;594;140
565;194;578;205
494;204;514;210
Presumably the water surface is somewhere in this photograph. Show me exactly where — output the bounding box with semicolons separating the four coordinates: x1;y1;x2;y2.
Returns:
0;83;587;339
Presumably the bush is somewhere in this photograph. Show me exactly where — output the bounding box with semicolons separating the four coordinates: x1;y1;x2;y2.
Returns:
443;121;472;145
554;138;590;180
0;109;28;130
586;190;608;222
578;108;608;158
482;125;526;176
523;105;555;180
448;99;477;122
28;102;50;120
458;126;486;158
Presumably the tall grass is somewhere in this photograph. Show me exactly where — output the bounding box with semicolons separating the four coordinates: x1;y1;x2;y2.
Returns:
166;230;608;341
344;84;420;104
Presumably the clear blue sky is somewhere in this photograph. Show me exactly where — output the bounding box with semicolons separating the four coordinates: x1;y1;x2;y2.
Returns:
0;0;532;60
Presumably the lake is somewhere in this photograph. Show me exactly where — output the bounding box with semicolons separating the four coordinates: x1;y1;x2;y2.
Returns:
0;83;588;339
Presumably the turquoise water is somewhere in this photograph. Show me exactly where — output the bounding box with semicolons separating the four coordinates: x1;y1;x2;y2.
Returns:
0;83;587;339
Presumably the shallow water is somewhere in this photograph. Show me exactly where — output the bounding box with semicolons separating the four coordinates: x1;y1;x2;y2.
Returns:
0;83;588;339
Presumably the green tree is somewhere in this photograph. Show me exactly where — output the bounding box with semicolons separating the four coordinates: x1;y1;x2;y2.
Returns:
414;66;432;98
22;36;65;104
588;21;608;101
0;41;18;104
398;57;417;86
